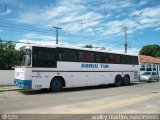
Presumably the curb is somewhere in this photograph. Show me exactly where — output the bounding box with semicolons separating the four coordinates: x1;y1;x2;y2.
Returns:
0;88;31;92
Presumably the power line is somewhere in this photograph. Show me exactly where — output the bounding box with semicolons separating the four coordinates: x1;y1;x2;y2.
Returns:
0;22;55;34
0;21;95;38
0;22;96;40
0;21;128;47
0;21;120;41
0;24;111;42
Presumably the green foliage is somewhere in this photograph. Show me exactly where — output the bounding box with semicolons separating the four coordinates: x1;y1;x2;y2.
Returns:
0;41;20;70
139;44;160;57
84;44;93;48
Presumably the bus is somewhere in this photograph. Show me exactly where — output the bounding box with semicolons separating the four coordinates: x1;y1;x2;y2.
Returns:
14;44;139;92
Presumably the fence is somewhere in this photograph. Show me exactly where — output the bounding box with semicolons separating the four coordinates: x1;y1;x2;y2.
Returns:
0;70;14;86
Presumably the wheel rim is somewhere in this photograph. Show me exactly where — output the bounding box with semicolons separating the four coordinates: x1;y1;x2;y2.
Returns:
52;80;62;91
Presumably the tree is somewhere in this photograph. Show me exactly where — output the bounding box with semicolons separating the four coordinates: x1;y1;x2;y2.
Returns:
139;44;160;57
0;41;20;70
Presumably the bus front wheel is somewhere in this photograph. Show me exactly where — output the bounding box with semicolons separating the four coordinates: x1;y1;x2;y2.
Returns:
50;78;63;92
114;75;122;87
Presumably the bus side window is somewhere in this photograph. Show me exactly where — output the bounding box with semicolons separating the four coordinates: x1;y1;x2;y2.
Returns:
131;56;139;65
58;49;78;62
79;51;94;63
121;55;132;64
109;54;120;64
32;47;56;68
120;55;125;64
96;53;108;63
117;55;120;64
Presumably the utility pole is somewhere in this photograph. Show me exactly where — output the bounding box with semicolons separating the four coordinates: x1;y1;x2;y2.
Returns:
80;20;83;30
124;26;128;53
53;26;62;44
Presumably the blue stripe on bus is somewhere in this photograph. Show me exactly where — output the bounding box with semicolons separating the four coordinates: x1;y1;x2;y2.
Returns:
14;79;32;89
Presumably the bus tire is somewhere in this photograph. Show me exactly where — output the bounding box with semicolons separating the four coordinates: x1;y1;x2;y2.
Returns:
114;75;122;87
50;78;63;92
123;75;130;86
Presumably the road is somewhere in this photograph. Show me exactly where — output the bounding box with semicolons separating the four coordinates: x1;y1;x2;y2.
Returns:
0;81;160;119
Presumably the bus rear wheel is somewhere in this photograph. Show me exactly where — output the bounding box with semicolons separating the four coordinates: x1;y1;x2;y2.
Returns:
123;75;130;86
50;78;63;92
115;75;122;87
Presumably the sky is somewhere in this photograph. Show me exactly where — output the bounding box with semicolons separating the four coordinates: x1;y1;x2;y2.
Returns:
0;0;160;55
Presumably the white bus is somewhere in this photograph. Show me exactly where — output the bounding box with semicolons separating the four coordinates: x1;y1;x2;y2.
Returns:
14;44;139;91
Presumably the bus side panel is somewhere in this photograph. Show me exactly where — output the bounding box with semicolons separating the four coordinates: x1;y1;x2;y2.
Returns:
31;71;54;89
95;72;115;85
65;72;78;87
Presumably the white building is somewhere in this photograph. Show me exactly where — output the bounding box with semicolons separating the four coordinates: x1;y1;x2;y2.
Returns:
139;55;160;77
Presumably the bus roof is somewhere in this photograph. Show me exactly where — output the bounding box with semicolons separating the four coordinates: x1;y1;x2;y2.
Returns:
21;43;138;56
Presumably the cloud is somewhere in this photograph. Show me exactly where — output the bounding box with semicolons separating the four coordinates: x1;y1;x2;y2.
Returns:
138;1;148;6
11;0;160;35
131;6;160;18
102;19;138;36
0;9;11;15
8;0;160;53
22;32;74;45
130;6;160;30
16;39;58;50
0;28;3;32
16;38;85;50
154;27;160;31
106;0;133;10
23;33;56;41
15;39;33;50
15;0;104;33
13;0;135;35
110;47;140;55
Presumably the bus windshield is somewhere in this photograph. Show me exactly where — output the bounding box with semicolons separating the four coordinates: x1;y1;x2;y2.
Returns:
21;49;31;66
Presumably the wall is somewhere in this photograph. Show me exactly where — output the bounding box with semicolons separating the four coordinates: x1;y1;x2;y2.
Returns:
0;70;14;86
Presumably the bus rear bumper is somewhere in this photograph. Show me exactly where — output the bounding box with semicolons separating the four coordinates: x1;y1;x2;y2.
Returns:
14;79;32;89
